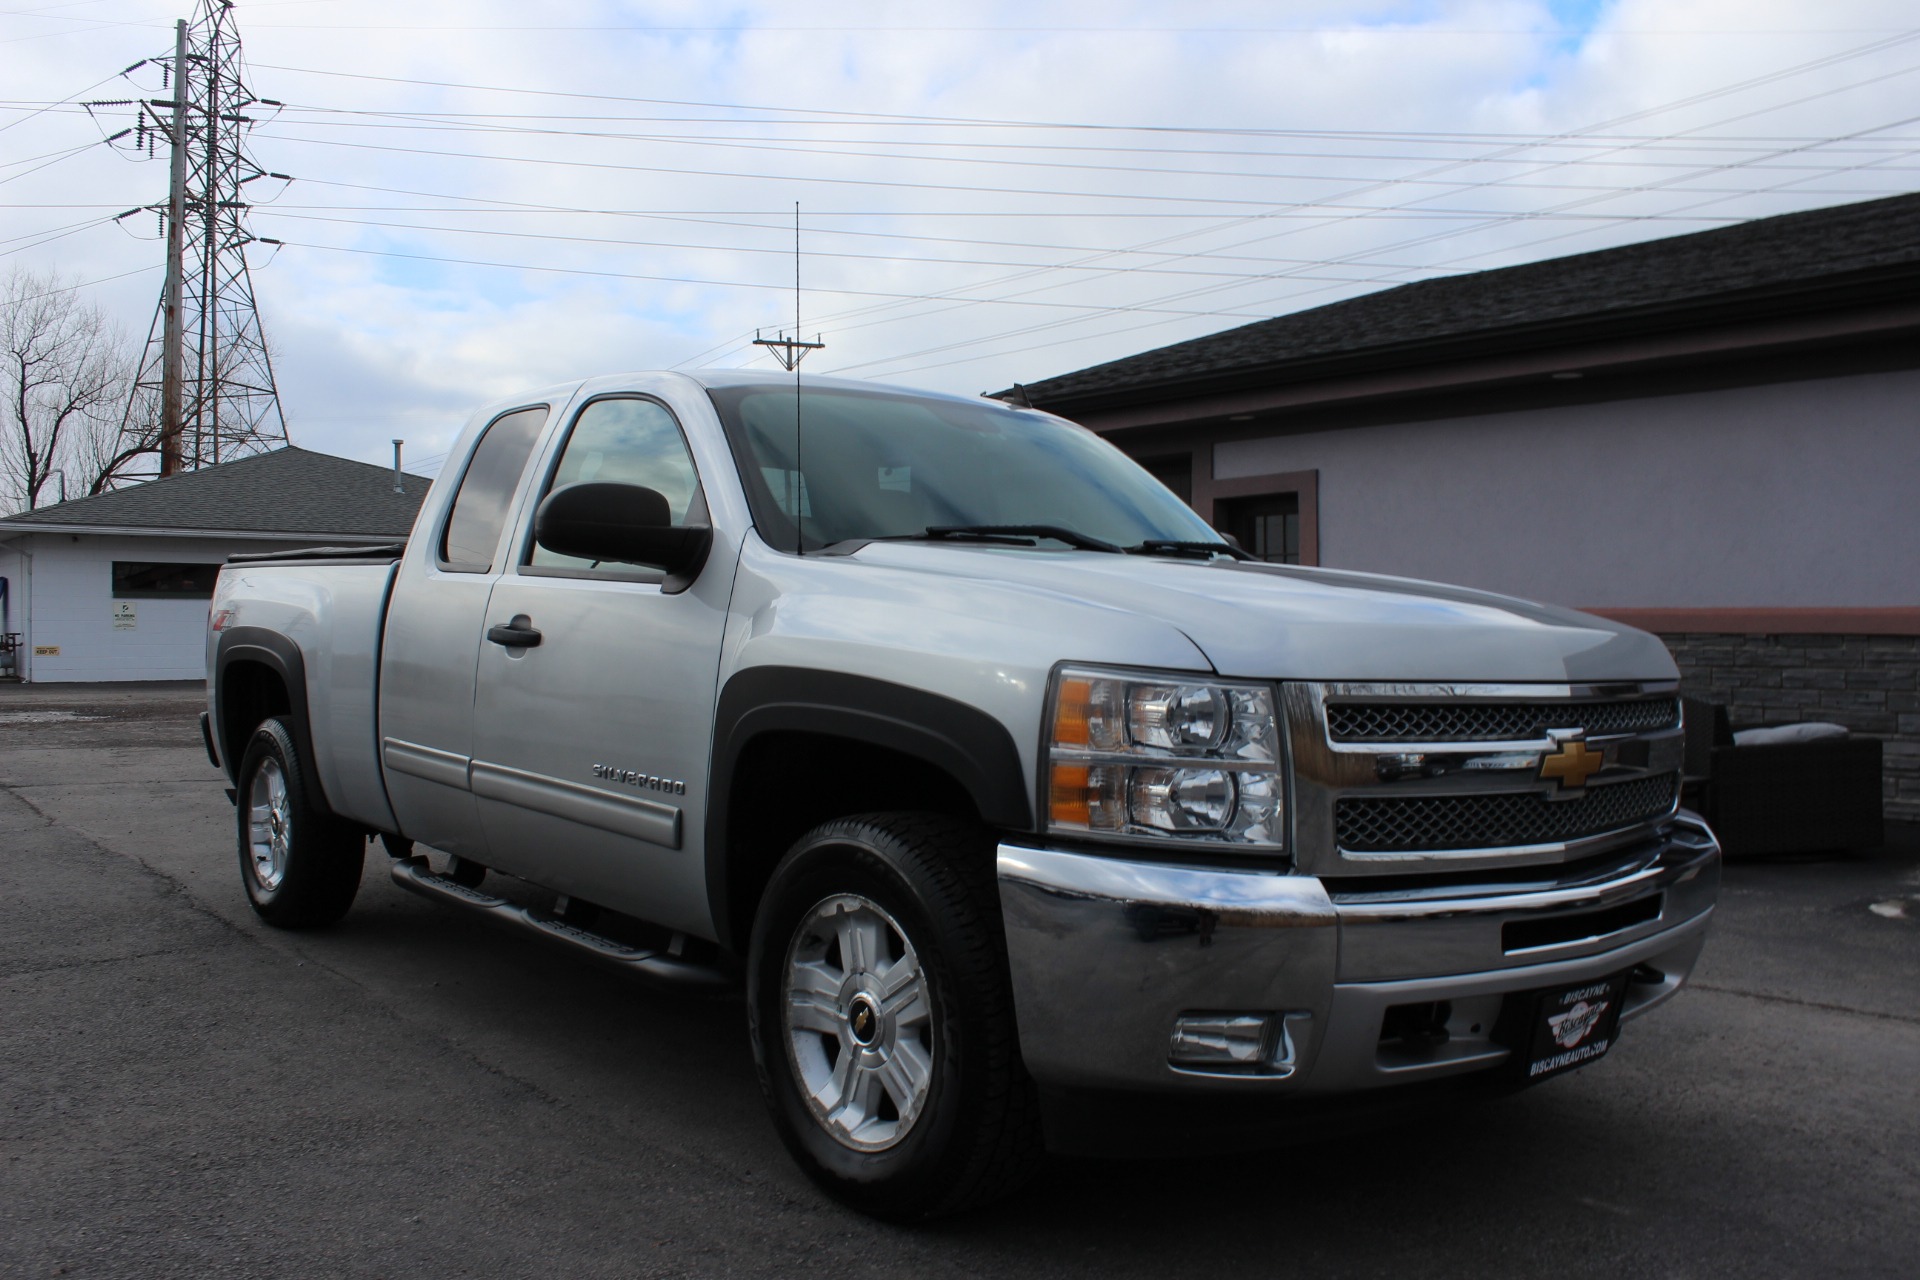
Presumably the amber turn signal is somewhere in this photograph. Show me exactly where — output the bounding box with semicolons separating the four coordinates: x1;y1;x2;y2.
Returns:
1049;762;1092;826
1052;677;1092;747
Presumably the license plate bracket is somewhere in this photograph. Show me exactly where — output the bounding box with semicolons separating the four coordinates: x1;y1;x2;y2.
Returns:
1522;971;1630;1081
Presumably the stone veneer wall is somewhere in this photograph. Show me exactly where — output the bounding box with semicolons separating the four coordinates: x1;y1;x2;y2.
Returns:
1659;632;1920;822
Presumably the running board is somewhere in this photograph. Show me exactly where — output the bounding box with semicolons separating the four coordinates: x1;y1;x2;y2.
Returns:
389;856;736;998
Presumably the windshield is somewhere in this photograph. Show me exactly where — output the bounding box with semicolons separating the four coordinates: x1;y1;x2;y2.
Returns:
706;383;1222;553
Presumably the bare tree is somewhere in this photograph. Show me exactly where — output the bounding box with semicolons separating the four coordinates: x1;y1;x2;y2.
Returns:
72;384;166;497
0;268;141;513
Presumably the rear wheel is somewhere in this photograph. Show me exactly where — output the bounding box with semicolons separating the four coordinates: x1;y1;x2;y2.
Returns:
747;813;1041;1220
235;717;364;928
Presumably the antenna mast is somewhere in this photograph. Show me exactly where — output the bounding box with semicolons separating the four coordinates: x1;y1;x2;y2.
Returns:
752;204;823;553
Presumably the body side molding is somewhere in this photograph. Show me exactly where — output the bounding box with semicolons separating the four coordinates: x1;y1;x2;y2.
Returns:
470;759;683;849
382;738;473;791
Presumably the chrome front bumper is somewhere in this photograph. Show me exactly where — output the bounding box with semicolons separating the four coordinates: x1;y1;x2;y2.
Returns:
996;814;1719;1093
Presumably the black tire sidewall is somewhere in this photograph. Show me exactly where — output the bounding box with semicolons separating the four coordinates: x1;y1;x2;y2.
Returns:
748;826;985;1217
234;716;361;927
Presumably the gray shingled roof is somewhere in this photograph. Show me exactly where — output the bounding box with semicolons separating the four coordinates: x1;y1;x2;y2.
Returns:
1010;191;1920;410
0;446;429;537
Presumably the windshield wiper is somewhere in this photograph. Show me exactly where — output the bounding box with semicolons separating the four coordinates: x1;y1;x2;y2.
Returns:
914;524;1125;553
1126;539;1252;562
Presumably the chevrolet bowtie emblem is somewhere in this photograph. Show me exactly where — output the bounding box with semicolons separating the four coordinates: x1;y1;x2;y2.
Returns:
1540;738;1604;789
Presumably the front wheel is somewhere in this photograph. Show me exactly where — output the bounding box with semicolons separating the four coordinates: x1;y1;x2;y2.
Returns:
235;716;364;929
747;813;1042;1220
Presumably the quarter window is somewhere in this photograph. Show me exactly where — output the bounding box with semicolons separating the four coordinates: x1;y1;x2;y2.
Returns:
439;405;549;572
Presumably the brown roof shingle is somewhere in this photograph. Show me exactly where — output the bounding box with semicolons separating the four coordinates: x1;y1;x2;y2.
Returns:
1009;191;1920;412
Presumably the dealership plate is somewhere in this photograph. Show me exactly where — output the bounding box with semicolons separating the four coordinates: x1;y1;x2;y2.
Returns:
1524;972;1630;1081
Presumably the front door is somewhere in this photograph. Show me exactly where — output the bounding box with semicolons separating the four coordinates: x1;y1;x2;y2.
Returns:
468;394;732;938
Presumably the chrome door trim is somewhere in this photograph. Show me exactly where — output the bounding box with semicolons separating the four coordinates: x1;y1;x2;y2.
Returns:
382;737;473;791
469;760;683;850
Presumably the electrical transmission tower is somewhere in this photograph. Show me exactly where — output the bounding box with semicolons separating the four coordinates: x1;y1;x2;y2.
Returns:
115;0;289;476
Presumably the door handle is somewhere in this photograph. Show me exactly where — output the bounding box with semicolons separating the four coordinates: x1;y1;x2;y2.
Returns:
486;614;542;648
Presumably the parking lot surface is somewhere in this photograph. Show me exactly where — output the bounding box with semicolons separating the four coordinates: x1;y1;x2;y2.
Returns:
3;682;1916;1278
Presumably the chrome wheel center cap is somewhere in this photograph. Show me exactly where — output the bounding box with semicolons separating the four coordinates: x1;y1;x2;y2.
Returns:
847;994;881;1047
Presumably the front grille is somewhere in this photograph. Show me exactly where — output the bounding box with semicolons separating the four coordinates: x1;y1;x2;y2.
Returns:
1326;698;1679;744
1335;774;1678;853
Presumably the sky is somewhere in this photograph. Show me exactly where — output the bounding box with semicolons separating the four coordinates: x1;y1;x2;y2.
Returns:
4;0;1918;477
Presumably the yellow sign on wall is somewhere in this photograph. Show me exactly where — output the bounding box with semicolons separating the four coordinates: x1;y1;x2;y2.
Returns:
33;645;59;656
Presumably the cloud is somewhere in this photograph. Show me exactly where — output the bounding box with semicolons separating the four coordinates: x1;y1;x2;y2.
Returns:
3;0;1915;471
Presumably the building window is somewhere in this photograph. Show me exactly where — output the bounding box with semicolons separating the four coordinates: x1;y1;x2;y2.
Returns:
1138;453;1193;507
111;561;220;598
1220;493;1301;564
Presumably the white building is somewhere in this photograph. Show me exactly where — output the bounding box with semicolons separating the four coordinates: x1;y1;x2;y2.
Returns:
0;447;425;683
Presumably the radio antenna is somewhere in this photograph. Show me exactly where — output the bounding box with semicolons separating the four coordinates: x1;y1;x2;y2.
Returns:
753;202;823;554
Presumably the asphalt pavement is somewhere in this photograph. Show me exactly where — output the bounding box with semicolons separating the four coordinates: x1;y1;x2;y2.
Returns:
2;681;1916;1278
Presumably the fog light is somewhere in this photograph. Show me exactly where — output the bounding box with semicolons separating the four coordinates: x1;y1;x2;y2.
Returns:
1169;1013;1271;1066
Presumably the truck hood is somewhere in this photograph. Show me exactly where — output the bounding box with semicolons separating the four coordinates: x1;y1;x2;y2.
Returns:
845;543;1674;683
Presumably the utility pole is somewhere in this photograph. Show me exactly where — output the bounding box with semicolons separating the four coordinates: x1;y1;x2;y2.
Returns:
111;0;289;479
158;17;187;475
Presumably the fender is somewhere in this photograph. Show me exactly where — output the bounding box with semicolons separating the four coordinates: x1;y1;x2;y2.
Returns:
214;625;331;811
705;666;1034;949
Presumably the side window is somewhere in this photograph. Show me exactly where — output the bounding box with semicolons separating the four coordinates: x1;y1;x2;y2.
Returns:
439;406;549;572
527;397;704;574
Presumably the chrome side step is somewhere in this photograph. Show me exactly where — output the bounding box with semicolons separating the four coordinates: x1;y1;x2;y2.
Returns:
389;856;736;998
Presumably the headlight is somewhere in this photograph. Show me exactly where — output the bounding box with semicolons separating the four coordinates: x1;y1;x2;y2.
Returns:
1045;666;1284;850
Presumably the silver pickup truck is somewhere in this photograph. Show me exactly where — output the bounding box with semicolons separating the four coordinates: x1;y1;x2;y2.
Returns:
203;370;1719;1219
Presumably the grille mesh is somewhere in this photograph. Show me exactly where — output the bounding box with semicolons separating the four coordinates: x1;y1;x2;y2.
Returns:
1326;698;1678;743
1335;774;1678;853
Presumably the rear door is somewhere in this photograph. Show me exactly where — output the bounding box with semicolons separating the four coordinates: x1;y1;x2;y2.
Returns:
467;393;733;938
378;403;552;860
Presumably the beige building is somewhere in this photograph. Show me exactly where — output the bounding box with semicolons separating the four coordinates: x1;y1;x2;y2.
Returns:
1006;193;1920;819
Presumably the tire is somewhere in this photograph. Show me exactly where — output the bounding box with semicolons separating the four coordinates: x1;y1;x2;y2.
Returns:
235;716;365;929
747;813;1042;1220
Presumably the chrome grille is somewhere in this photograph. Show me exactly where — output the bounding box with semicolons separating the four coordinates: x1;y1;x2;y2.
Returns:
1335;774;1678;853
1326;697;1679;743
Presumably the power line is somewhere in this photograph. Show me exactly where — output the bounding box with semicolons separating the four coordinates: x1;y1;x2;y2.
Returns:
270;240;1276;320
724;32;1920;372
250;40;1920;137
252;210;1470;287
263;102;1920;160
818;37;1920;377
246;110;1920;190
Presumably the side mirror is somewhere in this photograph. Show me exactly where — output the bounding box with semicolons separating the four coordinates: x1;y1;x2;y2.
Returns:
533;482;712;594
